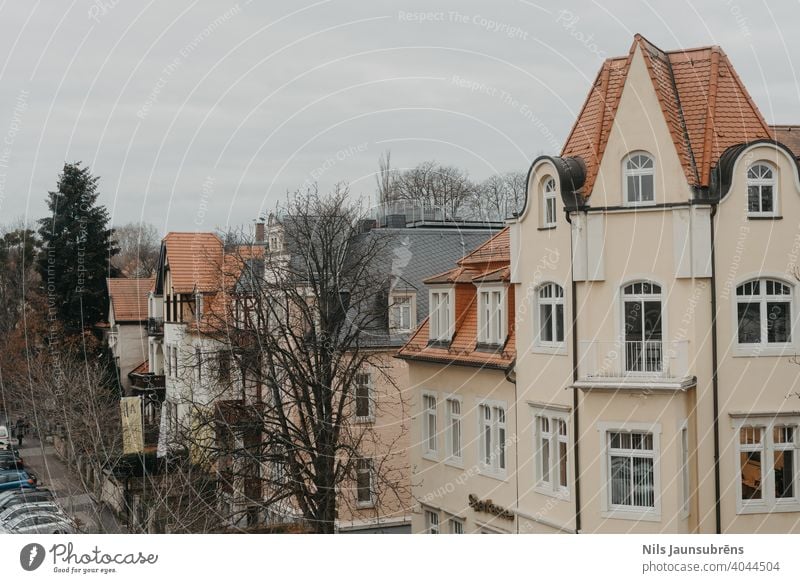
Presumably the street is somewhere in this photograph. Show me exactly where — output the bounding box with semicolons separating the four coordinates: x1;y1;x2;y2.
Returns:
17;436;125;534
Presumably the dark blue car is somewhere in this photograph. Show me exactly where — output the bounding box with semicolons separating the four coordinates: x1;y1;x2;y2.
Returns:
0;470;35;492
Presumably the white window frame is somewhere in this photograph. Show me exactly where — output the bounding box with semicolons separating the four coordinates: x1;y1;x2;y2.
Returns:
355;457;374;508
354;369;375;423
477;399;508;479
422;392;438;460
534;282;566;354
477;284;507;346
598;421;661;522
734;277;795;356
389;292;416;333
623;151;656;206
445;396;463;466
746;162;778;217
448;516;464;534
542;176;557;228
424;508;440;534
732;415;800;514
533;408;570;499
428;287;455;342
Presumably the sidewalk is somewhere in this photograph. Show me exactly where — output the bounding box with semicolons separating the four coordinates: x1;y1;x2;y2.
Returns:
17;436;125;534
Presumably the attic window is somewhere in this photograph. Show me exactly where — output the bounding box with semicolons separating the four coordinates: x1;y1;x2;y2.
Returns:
623;152;655;206
542;177;558;228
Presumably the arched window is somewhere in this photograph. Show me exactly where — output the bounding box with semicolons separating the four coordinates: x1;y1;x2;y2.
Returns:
622;281;663;372
624;152;655;205
537;283;565;346
736;278;792;345
543;177;557;227
747;163;777;216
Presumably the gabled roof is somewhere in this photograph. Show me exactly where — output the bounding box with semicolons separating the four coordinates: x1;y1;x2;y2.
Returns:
562;34;772;195
107;277;153;322
163;232;224;293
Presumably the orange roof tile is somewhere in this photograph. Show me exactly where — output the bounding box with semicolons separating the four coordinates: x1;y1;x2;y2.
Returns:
163;232;224;293
562;34;772;195
129;360;149;376
398;228;514;368
107;277;153;322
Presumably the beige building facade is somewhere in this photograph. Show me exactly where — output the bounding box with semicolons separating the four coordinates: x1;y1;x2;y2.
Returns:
405;34;800;533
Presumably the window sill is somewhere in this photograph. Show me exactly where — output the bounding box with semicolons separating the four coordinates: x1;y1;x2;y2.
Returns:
601;507;661;522
732;343;795;357
444;458;464;470
736;501;800;515
427;339;452;349
478;468;508;482
747;214;782;220
422;453;439;463
531;343;567;356
534;484;571;501
538;225;556;231
354;416;376;425
356;501;376;510
622;201;657;209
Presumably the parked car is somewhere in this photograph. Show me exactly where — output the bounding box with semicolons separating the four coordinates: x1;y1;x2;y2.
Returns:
0;471;35;492
0;511;77;534
0;425;17;448
0;448;24;469
0;502;65;524
0;489;54;513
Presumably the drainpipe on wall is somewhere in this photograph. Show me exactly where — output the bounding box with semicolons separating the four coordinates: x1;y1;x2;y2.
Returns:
565;208;582;534
504;361;520;534
709;203;722;534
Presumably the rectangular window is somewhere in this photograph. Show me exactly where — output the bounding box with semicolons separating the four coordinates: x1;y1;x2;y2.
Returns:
447;398;462;461
545;196;557;226
449;517;464;534
608;431;655;510
479;288;505;345
218;351;231;384
389;295;413;332
536;412;569;496
356;458;373;506
355;372;373;420
425;510;439;534
736;419;799;512
479;403;506;475
423;394;437;456
166;346;172;377
172;347;178;378
429;290;452;341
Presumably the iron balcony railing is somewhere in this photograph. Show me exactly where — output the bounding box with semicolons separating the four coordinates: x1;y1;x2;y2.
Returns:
577;340;690;381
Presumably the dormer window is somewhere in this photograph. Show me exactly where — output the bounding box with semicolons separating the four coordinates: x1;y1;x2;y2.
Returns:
389;293;416;333
747;162;777;217
624;152;655;206
478;285;506;345
429;288;454;342
543;177;557;227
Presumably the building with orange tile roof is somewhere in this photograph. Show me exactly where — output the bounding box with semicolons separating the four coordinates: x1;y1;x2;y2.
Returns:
397;228;519;533
509;34;800;534
106;277;153;393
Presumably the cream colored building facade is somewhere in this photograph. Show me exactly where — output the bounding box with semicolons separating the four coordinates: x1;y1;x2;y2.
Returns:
406;35;800;533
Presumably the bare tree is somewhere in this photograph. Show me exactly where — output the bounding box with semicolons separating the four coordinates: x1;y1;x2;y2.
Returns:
383;160;475;219
376;150;395;205
470;171;527;220
112;222;160;277
161;186;408;533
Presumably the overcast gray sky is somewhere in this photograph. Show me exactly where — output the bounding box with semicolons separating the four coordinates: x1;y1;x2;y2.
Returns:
0;0;798;233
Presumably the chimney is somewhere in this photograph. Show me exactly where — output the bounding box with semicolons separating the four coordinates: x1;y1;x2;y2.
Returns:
255;221;265;244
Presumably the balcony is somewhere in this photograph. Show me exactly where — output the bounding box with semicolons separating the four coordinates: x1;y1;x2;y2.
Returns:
575;340;695;391
147;317;164;336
